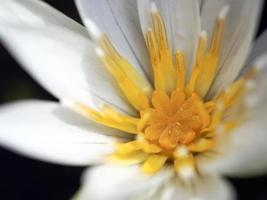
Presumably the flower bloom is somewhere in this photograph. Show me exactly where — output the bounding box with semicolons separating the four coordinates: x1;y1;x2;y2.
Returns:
0;0;267;199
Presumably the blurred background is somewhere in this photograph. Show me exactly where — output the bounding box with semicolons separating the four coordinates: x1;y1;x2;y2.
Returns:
0;0;267;199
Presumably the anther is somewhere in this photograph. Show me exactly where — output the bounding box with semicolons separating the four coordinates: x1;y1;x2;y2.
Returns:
95;47;105;57
85;19;103;40
218;5;230;20
254;55;267;72
175;146;189;158
178;165;196;183
150;2;158;13
245;80;256;90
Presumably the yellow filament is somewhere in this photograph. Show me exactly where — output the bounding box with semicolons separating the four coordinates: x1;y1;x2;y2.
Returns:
196;32;208;68
188;138;215;152
222;79;245;108
96;35;151;111
145;12;176;93
174;153;195;176
141;154;168;174
186;68;200;95
175;51;186;90
115;141;142;154
100;54;150;111
100;36;150;90
194;15;225;97
146;29;165;90
186;33;208;95
100;36;121;60
141;140;162;153
109;151;148;165
205;101;216;113
202;102;225;132
76;104;139;134
151;13;169;51
137;110;151;131
193;94;210;128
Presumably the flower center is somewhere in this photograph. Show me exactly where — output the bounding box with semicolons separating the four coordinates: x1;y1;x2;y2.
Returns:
142;90;210;150
74;3;251;179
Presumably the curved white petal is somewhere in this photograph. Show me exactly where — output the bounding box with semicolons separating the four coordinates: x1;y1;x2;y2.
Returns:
203;0;263;97
241;53;267;112
76;165;173;200
75;0;151;82
0;0;88;37
243;29;267;74
198;102;267;177
170;176;235;200
0;101;120;166
137;0;201;76
0;23;135;114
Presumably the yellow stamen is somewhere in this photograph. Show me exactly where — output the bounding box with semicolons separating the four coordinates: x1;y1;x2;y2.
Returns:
174;153;195;181
202;101;225;132
141;154;168;174
137;110;151;132
99;36;150;92
109;151;148;165
76;104;139;134
115;141;142;154
175;51;186;90
97;48;150;111
141;141;162;153
221;79;245;108
145;9;176;93
188;138;215;152
194;8;228;97
205;101;216;113
186;67;200;95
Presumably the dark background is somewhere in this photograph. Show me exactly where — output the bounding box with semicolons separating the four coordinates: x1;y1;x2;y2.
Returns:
0;0;267;199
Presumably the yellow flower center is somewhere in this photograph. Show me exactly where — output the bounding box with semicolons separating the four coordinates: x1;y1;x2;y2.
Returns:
74;3;253;178
143;90;210;150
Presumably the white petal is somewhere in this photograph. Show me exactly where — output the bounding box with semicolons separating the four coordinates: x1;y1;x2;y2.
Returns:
0;101;120;166
133;176;235;200
241;54;267;111
0;23;135;114
76;165;173;200
243;30;267;73
170;176;235;200
0;0;88;37
203;0;263;97
198;103;267;177
155;0;201;76
75;0;152;82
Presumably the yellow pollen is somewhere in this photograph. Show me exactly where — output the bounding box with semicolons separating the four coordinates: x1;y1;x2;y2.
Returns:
75;6;251;175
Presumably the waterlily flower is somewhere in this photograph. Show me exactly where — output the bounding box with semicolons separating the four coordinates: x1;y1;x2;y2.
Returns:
0;0;267;199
